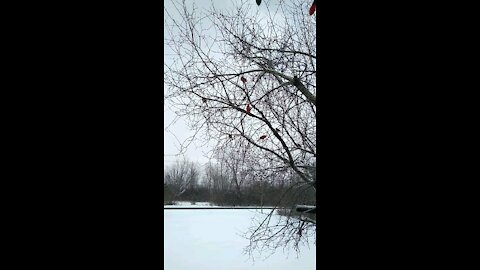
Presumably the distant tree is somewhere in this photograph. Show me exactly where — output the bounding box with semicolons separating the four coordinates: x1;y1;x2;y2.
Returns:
204;162;230;205
164;159;200;201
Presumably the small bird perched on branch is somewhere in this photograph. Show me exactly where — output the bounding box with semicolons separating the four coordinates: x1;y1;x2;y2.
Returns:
246;103;251;113
309;0;317;16
240;76;247;83
259;135;267;140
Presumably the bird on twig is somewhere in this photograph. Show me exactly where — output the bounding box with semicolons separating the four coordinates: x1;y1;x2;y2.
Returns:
309;0;317;16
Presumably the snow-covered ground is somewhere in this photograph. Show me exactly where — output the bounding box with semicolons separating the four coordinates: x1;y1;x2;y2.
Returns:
165;201;219;208
164;201;278;208
164;205;316;270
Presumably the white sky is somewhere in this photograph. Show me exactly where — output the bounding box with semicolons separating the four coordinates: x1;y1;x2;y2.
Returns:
164;0;282;168
164;0;240;168
164;0;209;167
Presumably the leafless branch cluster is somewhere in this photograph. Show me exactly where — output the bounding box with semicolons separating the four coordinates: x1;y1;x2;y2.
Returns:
243;208;316;261
164;159;200;200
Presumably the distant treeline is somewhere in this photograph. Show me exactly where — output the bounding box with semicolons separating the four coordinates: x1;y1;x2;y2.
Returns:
164;182;315;207
164;159;315;207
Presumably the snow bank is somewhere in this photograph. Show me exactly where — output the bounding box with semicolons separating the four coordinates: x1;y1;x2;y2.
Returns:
164;209;315;270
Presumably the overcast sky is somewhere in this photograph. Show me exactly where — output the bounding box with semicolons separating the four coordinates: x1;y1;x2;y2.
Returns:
164;0;217;167
165;0;239;168
164;0;280;168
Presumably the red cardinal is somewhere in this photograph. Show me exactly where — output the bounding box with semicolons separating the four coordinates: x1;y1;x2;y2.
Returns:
259;135;267;140
309;0;316;16
246;103;251;113
241;76;247;83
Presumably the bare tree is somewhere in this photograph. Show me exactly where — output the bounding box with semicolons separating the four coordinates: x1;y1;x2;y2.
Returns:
165;0;316;256
164;158;200;201
204;162;230;204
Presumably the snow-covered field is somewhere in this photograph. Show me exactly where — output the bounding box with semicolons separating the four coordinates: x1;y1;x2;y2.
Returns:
164;201;220;208
164;203;316;270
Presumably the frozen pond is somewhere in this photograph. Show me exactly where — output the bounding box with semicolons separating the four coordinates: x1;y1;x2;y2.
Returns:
164;207;316;270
